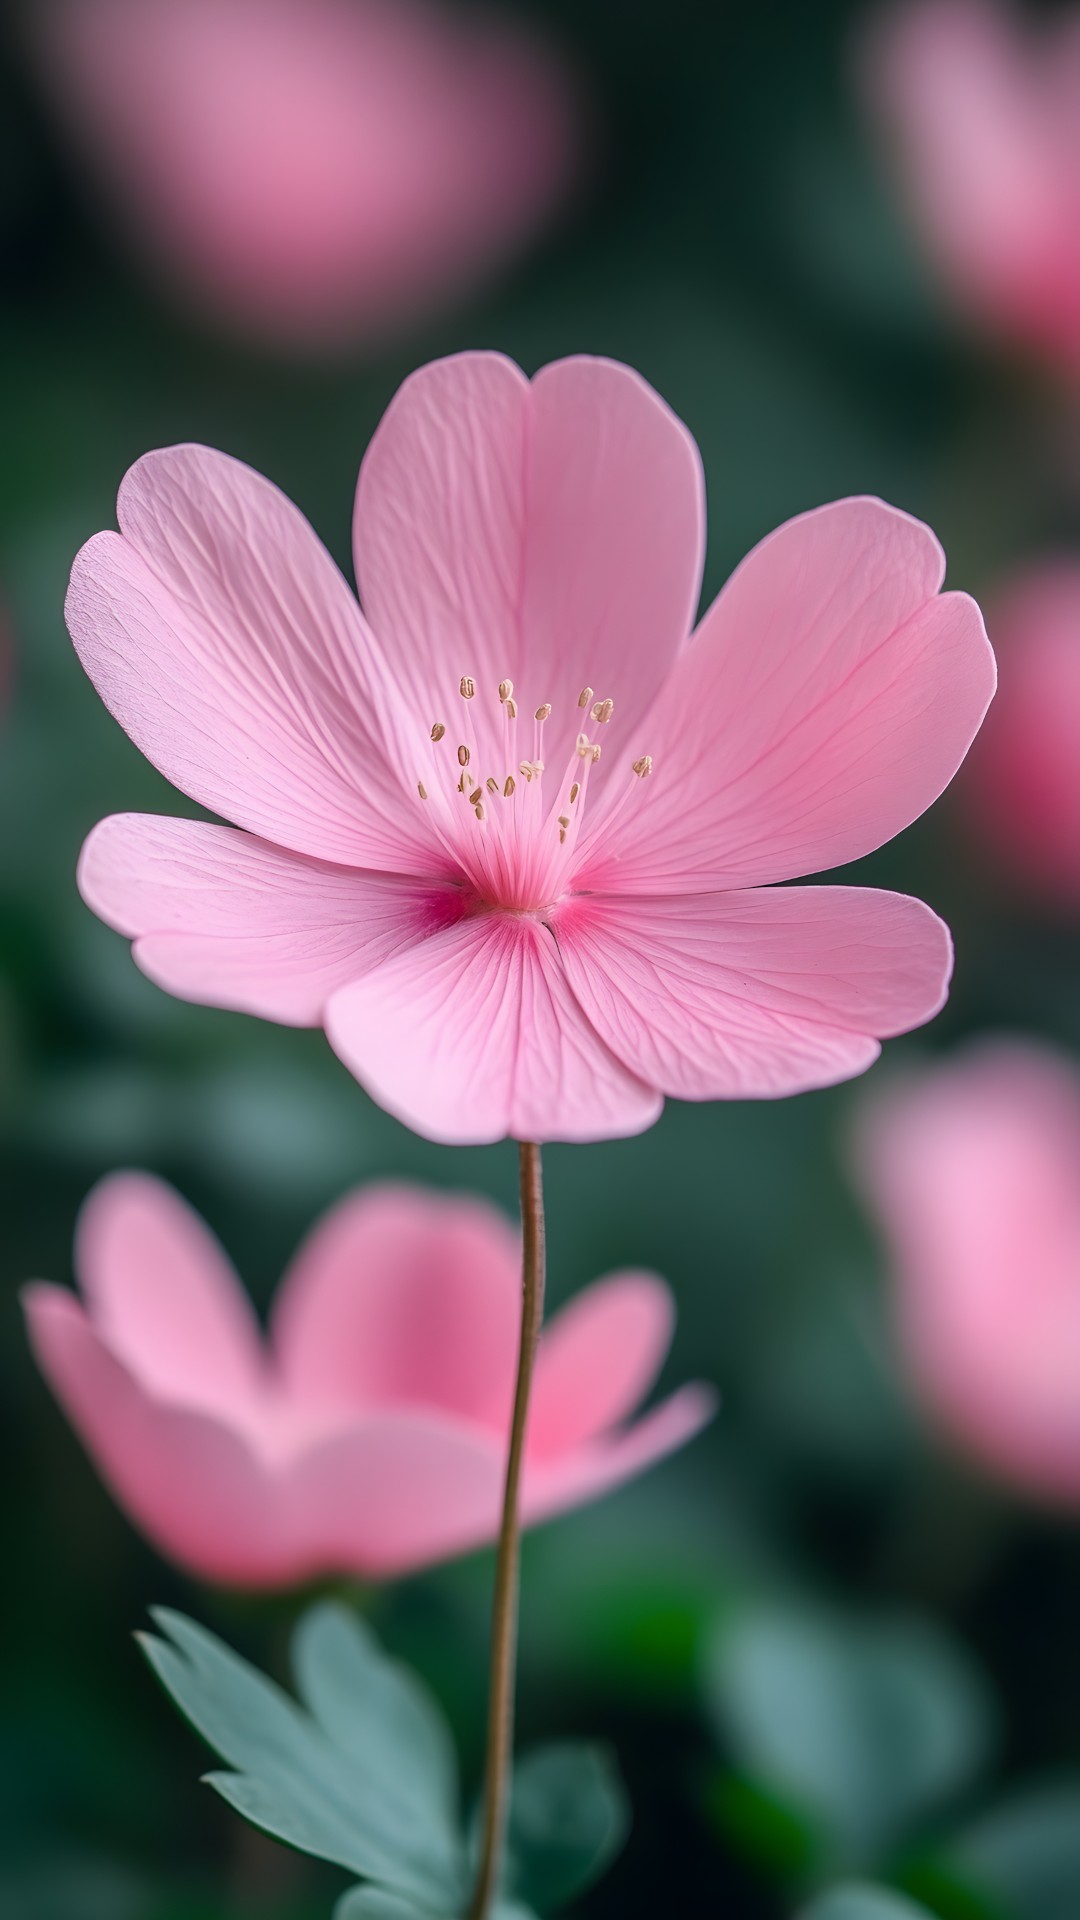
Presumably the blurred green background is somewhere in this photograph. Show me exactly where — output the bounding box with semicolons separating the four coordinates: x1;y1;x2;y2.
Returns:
2;2;1078;1917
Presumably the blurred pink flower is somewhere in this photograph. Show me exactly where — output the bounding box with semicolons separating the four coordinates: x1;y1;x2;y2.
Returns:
864;0;1080;374
69;352;995;1144
31;0;581;350
960;562;1080;912
856;1041;1080;1507
23;1174;713;1585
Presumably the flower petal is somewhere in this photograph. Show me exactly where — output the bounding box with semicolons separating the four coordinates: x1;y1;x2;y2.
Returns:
523;1384;716;1523
75;1172;265;1412
353;352;705;776
79;813;462;1024
529;1272;675;1461
325;910;662;1144
24;1281;508;1585
67;444;443;870
23;1282;280;1582
580;498;995;891
554;886;953;1101
272;1182;521;1431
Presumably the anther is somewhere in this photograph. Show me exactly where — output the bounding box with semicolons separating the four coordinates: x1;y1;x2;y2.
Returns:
459;676;475;700
534;702;552;722
632;754;653;778
578;686;594;709
505;698;518;720
469;788;483;808
486;777;499;794
473;803;485;821
558;814;570;830
576;733;602;762
503;775;516;796
417;781;427;800
569;781;580;804
499;679;514;703
457;744;470;767
430;722;446;743
591;698;614;725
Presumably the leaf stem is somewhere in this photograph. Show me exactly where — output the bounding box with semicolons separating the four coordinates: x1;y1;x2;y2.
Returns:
468;1140;546;1920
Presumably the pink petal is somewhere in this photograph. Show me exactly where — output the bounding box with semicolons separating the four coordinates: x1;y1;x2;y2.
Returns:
554;886;952;1101
353;352;704;781
79;813;462;1024
523;1384;717;1523
857;1041;1080;1506
75;1172;265;1413
24;1281;508;1584
325;910;662;1144
579;498;995;892
23;1283;281;1582
272;1183;521;1431
529;1272;675;1461
276;1414;506;1579
67;445;442;871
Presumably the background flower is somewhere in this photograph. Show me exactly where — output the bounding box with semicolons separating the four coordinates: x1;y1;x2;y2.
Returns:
28;0;582;352
854;1040;1080;1507
958;561;1080;914
861;0;1080;375
24;1173;713;1584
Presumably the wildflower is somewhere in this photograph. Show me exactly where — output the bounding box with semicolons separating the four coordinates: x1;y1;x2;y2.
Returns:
71;353;994;1142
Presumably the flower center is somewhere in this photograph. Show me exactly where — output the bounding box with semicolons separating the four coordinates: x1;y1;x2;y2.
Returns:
414;675;653;913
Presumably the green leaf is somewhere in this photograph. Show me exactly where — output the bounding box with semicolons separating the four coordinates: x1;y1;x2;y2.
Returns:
140;1604;466;1910
800;1887;938;1920
334;1890;534;1920
945;1779;1080;1920
705;1603;997;1868
502;1744;630;1911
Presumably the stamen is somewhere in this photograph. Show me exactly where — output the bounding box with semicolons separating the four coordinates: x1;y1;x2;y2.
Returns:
519;759;544;781
457;744;470;767
473;802;485;821
430;722;446;743
576;732;601;763
469;788;483;808
486;777;499;794
577;686;594;709
499;679;514;703
417;781;427;800
558;814;570;844
504;698;518;720
534;702;552;722
632;754;653;778
569;781;580;804
591;698;614;725
503;776;516;797
460;676;476;700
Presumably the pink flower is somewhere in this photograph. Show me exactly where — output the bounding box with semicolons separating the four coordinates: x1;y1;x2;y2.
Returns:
23;1174;713;1586
855;1041;1080;1508
30;0;580;350
959;562;1080;912
69;352;995;1145
862;0;1080;374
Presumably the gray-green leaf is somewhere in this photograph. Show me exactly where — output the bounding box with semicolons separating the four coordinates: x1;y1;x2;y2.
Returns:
502;1744;630;1912
799;1887;937;1920
140;1604;466;1909
946;1779;1080;1920
706;1602;997;1867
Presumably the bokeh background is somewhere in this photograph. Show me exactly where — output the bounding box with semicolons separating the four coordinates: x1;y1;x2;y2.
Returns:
2;2;1078;1917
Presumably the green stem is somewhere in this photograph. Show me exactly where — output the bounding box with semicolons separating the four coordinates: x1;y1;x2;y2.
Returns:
468;1141;546;1920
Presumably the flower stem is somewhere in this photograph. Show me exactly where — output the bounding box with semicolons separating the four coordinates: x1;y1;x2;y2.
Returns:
468;1140;546;1920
